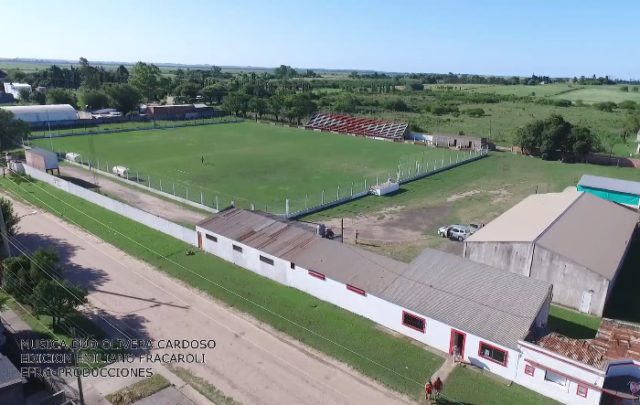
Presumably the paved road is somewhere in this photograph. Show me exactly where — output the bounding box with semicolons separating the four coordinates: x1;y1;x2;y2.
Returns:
59;165;208;226
7;196;413;405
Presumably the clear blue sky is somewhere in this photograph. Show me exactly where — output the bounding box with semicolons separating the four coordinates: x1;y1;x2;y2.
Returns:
2;0;639;78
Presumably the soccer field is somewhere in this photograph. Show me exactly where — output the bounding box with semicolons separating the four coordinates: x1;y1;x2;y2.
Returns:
33;122;464;212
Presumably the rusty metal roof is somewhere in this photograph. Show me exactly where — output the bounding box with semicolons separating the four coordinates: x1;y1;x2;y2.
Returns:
537;333;607;369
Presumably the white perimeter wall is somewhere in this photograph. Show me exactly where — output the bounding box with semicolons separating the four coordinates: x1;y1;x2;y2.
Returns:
24;165;197;246
197;226;522;381
516;341;604;405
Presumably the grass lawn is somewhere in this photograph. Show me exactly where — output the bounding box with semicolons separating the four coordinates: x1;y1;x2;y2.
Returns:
442;366;561;405
0;175;444;400
548;305;601;339
32;121;462;212
105;373;170;405
554;86;640;105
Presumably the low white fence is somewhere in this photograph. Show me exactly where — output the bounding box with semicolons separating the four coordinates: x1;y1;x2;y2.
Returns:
23;165;198;246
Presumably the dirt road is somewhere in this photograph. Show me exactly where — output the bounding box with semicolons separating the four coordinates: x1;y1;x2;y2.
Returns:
8;196;413;405
59;165;208;226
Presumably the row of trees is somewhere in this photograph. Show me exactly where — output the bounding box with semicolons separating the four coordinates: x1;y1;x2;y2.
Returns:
515;114;600;161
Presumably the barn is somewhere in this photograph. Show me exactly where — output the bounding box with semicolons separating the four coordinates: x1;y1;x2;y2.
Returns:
25;148;59;175
196;208;552;382
463;189;638;316
577;174;640;209
1;104;78;128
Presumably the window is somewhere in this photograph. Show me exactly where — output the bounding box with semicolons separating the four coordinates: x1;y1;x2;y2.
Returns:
544;370;568;387
576;385;588;398
259;255;274;265
524;364;535;376
205;234;217;242
290;262;295;269
232;245;243;253
347;285;366;296
308;270;326;280
478;342;508;366
402;311;426;333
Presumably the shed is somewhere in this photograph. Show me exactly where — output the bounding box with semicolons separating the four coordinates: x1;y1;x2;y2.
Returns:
1;104;78;125
25;148;59;175
577;174;640;209
464;189;638;315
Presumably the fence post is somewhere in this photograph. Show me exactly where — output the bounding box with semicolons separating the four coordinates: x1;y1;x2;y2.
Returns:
186;187;189;201
173;183;176;196
456;153;459;163
251;203;255;211
376;176;379;185
350;182;353;197
450;156;452;165
336;186;340;200
364;178;367;191
97;160;100;172
285;199;290;216
216;196;219;210
148;175;151;188
200;191;203;205
126;170;129;181
160;179;163;192
305;194;308;209
321;190;324;205
434;160;437;170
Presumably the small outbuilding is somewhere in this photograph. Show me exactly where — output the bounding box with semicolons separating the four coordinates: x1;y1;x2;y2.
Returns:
464;189;638;316
25;148;59;175
577;174;640;209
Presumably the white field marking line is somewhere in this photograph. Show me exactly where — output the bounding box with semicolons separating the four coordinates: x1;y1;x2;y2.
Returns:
5;181;380;403
6;236;134;343
11;174;425;389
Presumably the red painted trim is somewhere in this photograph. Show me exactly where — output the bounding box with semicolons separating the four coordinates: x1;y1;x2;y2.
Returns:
576;384;588;398
308;270;326;280
478;341;508;367
524;364;535;376
346;284;366;296
519;342;604;375
401;311;426;333
449;329;466;359
525;360;602;392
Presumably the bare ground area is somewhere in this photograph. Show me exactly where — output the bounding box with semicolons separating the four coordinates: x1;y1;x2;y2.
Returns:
8;196;413;405
322;187;512;262
59;165;209;226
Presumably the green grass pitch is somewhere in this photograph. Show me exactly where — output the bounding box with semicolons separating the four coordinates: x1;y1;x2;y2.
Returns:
33;122;464;212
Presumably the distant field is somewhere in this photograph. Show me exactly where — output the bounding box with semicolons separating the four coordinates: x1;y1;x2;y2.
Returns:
32;122;461;212
464;83;581;98
553;86;640;104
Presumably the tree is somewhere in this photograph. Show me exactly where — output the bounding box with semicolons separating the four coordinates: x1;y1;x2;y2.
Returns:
618;100;637;110
222;92;249;116
0;110;29;151
594;102;617;112
515;119;544;154
115;65;129;83
269;95;284;121
78;88;109;110
31;91;46;105
249;97;268;118
105;84;142;114
568;126;598;162
202;83;226;104
32;279;87;329
177;82;201;100
3;249;63;303
129;62;161;101
45;88;77;107
17;88;31;103
0;198;19;237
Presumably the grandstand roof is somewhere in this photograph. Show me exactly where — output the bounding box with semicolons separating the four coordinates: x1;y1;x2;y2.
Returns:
305;113;408;140
1;104;78;123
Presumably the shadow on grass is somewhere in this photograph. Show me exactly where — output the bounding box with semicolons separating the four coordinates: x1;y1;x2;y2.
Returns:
604;229;640;323
548;315;598;339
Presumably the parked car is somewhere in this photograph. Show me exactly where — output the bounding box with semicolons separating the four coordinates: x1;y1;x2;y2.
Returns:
469;223;484;234
449;225;472;241
437;225;451;237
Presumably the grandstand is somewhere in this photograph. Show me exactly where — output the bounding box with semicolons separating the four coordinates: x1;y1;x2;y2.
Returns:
305;113;409;141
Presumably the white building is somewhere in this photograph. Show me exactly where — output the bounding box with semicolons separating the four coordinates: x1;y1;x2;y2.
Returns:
1;104;78;125
3;82;31;100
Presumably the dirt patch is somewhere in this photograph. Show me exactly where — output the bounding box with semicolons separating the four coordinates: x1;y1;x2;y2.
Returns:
324;204;451;245
447;190;481;203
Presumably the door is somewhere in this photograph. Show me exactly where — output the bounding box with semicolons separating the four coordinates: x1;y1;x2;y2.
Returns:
449;329;466;360
579;290;593;313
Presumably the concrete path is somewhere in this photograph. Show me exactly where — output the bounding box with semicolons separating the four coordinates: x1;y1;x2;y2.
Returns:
59;165;208;226
431;357;456;382
5;194;413;405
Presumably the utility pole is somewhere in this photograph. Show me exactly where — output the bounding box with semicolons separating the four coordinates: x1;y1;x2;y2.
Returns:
71;327;85;405
0;204;10;258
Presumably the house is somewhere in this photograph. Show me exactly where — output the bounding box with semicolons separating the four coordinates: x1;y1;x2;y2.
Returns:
464;189;638;316
196;208;553;382
431;134;488;151
577;174;640;209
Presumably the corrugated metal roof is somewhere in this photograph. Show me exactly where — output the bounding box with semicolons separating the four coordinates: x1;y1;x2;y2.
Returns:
536;193;638;280
578;174;640;196
199;209;552;348
465;189;581;242
385;248;552;348
26;148;56;158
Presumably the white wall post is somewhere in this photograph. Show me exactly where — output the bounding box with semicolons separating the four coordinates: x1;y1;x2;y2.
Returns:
215;196;219;210
160;179;163;192
200;191;203;205
148;175;151;188
321;190;325;205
